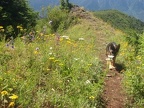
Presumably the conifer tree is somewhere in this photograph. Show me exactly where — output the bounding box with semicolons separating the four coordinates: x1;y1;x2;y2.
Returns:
0;0;37;38
60;0;65;9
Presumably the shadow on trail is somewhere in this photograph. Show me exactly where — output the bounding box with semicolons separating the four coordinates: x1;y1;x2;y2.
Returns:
115;63;125;73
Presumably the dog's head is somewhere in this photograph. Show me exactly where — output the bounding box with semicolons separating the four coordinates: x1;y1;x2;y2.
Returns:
106;43;120;57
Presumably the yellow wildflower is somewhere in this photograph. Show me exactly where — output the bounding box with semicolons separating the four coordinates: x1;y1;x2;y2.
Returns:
54;60;59;62
34;51;38;54
60;38;63;41
49;57;55;60
0;28;4;32
47;68;51;71
16;26;21;29
67;40;72;44
88;64;92;66
8;102;15;107
59;63;64;66
9;94;18;100
20;28;23;31
1;90;8;96
40;33;43;36
89;96;95;100
0;26;3;29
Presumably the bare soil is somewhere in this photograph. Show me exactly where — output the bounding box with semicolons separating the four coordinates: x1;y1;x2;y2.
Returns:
102;67;126;108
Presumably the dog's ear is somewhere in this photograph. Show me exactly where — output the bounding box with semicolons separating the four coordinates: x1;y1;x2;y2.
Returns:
116;44;120;51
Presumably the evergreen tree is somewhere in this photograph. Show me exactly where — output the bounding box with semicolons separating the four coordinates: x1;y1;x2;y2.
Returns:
60;0;65;9
0;0;38;38
60;0;72;10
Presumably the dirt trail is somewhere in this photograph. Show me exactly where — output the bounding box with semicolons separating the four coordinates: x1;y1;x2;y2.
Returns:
96;27;126;108
97;35;126;108
103;70;125;108
96;26;126;108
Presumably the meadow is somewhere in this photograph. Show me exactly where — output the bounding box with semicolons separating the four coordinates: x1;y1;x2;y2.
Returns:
0;22;104;107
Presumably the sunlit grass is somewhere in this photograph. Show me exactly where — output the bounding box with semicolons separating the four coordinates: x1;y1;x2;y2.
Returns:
0;28;104;107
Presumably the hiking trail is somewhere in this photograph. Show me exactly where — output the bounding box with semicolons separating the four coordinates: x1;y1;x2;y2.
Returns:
71;6;127;108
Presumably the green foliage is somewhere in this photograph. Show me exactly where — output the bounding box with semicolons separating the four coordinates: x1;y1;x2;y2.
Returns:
60;0;72;10
121;33;144;107
0;0;38;38
94;10;144;54
125;32;140;54
94;10;144;34
46;6;77;33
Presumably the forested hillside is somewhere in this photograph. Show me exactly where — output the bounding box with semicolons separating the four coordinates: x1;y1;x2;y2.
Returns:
94;10;144;34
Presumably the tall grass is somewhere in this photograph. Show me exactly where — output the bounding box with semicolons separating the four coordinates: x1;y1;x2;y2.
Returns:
121;33;144;107
0;27;104;107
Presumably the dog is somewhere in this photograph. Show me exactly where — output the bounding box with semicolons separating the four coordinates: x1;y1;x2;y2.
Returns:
106;42;120;69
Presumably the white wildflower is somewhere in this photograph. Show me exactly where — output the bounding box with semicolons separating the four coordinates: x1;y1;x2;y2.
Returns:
50;47;53;50
51;88;55;92
49;20;52;25
85;80;91;84
78;38;84;41
61;35;69;40
74;58;79;61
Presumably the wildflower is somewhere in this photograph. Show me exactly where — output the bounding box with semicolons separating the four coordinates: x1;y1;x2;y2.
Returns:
49;57;55;60
0;28;4;32
0;26;3;29
50;47;53;50
61;35;69;40
1;90;8;96
88;64;92;66
74;58;79;61
59;63;64;66
78;38;85;41
51;88;55;92
20;28;23;31
49;20;53;25
89;96;95;100
54;60;59;62
9;94;18;100
47;68;51;71
136;55;141;60
49;52;53;55
67;40;72;44
0;76;3;80
34;51;38;54
60;38;63;41
85;80;91;84
36;47;39;50
17;26;22;29
40;33;43;36
8;102;15;107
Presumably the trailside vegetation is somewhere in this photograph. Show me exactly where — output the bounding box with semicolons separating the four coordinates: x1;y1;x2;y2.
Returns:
0;3;104;107
94;10;144;54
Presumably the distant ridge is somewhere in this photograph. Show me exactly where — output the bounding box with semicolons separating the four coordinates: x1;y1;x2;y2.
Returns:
28;0;144;22
94;10;144;34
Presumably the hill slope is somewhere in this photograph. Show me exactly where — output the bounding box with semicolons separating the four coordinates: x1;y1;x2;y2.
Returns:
93;10;144;34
